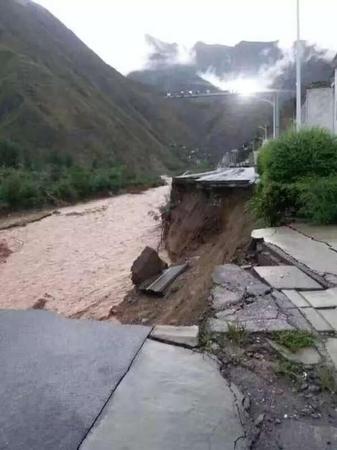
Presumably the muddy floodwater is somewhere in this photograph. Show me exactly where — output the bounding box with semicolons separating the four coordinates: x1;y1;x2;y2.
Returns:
0;185;169;320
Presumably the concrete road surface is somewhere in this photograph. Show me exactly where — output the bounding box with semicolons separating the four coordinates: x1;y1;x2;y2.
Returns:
0;310;150;450
0;310;246;450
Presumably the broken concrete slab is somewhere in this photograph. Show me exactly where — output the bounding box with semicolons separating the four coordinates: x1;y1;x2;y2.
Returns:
0;310;150;450
208;316;293;334
142;263;188;295
271;290;312;329
252;227;337;277
301;308;333;332
216;297;280;321
131;246;167;286
272;289;297;309
253;265;322;290
150;325;199;348
211;285;243;311
207;318;230;333
238;318;294;332
325;338;337;369
282;290;310;308
212;264;270;296
210;293;295;333
301;288;337;309
319;309;337;331
267;339;321;365
80;340;247;450
284;307;313;331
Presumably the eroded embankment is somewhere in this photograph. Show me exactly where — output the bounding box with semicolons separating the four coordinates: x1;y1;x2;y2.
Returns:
116;180;255;325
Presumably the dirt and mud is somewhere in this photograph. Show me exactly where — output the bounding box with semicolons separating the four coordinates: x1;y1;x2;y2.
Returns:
116;183;255;325
205;333;337;449
0;186;169;320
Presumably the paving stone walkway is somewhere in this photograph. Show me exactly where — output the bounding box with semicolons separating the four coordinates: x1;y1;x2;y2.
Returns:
249;226;337;365
207;264;310;334
252;226;337;282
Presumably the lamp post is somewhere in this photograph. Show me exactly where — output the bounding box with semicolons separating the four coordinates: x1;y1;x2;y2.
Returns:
252;92;279;139
259;125;268;141
296;0;302;130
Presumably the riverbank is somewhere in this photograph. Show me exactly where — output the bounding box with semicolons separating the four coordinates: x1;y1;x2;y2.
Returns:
0;185;169;320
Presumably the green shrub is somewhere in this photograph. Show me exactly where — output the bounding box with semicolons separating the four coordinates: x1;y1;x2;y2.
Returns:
0;170;43;207
68;167;92;197
297;176;337;224
251;181;299;226
254;128;337;225
258;128;337;183
50;177;78;202
0;140;21;168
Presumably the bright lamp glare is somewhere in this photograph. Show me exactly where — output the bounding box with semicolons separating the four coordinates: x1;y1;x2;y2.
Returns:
229;78;264;96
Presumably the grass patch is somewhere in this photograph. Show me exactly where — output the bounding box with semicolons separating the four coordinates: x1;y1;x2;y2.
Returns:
274;360;304;383
272;330;315;353
227;322;248;346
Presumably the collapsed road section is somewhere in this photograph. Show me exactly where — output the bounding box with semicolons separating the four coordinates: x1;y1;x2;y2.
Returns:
116;167;257;325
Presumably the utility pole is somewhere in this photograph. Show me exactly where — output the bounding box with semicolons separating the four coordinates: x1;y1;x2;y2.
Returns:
296;0;302;131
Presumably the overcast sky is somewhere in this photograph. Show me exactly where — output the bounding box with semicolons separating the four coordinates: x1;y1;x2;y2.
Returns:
35;0;337;74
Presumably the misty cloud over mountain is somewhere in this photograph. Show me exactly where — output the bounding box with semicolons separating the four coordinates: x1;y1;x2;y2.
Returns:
129;36;336;93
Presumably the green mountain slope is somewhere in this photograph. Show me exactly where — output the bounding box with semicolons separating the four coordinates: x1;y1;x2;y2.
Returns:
0;0;194;176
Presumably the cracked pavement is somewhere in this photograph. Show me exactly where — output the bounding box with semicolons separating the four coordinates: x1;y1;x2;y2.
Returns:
0;310;247;450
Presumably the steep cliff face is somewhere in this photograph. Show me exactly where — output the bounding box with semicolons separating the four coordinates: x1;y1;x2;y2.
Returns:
164;180;255;259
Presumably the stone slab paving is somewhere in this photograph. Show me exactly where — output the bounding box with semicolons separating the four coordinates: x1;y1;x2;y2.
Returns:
211;285;243;311
282;306;313;331
208;265;302;334
300;308;333;332
252;227;337;277
253;265;322;290
0;310;150;450
216;297;280;321
80;340;247;450
150;325;199;347
319;309;337;331
292;223;337;252
282;290;310;308
212;264;271;297
301;288;337;309
325;338;337;368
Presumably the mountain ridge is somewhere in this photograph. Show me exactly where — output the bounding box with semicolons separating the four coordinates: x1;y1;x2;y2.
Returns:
0;0;196;176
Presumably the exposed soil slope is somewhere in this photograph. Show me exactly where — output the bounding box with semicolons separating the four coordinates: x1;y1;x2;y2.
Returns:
116;183;255;325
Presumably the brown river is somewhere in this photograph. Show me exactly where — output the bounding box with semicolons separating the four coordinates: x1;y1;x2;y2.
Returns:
0;185;169;320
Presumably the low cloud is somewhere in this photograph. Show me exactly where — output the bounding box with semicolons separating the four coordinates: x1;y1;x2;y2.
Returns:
144;35;195;69
199;41;336;93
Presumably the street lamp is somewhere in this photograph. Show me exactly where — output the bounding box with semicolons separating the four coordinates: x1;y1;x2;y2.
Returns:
247;92;280;139
296;0;302;130
259;125;268;141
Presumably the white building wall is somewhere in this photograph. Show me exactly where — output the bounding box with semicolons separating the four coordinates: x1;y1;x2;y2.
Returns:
333;69;337;134
302;87;334;132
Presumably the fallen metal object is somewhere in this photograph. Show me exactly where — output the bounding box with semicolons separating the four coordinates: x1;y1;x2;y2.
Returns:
140;263;188;296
